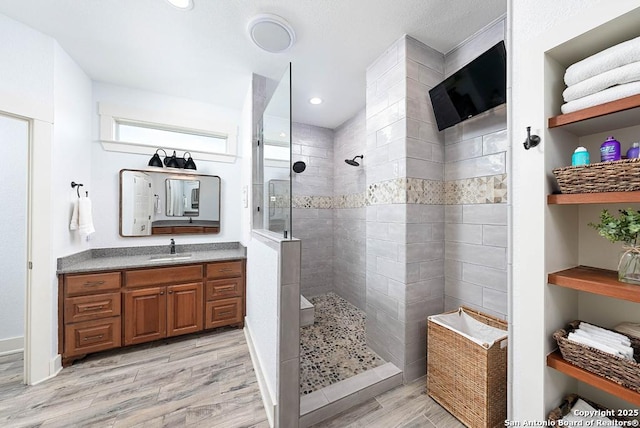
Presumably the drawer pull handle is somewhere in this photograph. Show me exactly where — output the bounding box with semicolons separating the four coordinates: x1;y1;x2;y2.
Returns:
82;305;104;311
219;268;234;272
219;311;233;316
83;334;104;341
160;291;164;295
83;280;105;287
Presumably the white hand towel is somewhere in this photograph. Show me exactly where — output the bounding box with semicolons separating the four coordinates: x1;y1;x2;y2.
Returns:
573;329;634;358
78;197;95;238
565;35;640;86
69;199;79;230
560;80;640;114
567;332;627;358
563;61;640;102
580;322;631;344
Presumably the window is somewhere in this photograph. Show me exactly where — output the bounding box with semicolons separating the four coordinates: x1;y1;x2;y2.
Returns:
99;103;237;163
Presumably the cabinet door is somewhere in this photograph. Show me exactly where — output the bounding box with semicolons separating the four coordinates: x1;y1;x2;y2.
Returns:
124;287;166;346
167;282;203;337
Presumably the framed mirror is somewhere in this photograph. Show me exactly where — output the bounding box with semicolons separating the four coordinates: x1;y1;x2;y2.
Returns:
119;169;220;236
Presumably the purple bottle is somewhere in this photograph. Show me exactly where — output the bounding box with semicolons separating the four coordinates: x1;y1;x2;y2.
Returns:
600;136;621;162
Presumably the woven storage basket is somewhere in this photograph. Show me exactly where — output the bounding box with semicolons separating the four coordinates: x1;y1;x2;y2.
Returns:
553;321;640;392
552;158;640;194
427;307;508;428
547;394;631;423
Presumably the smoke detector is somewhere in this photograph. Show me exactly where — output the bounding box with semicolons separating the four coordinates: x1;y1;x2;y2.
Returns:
248;14;296;53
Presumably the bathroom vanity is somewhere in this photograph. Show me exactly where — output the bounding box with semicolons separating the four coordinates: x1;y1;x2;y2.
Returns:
57;246;245;366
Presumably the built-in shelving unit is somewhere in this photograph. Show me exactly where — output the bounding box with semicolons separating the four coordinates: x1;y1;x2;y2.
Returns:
548;94;640;136
547;351;640;406
548;191;640;205
548;266;640;303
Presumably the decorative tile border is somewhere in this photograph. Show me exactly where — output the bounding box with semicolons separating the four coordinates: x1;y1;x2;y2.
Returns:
292;174;507;208
445;174;507;204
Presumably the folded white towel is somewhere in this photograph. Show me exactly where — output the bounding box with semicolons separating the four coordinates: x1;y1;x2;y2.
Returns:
69;200;79;231
561;80;640;114
573;329;634;359
565;35;640;86
563;61;640;102
78;197;95;238
567;332;632;359
580;322;631;344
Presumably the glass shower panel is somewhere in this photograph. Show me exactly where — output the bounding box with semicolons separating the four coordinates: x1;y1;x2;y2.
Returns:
262;64;292;238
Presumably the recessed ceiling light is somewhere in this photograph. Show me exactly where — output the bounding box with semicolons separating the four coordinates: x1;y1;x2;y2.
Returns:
248;14;296;53
309;97;323;105
166;0;193;10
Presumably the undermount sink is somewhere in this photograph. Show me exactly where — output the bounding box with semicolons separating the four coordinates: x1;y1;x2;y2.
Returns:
149;253;193;262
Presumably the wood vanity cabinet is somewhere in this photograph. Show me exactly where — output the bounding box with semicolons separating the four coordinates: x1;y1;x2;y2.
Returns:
124;265;203;346
60;271;122;364
205;260;245;329
59;259;245;365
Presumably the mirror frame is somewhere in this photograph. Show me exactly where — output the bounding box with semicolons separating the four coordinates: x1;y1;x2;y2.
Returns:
119;168;221;237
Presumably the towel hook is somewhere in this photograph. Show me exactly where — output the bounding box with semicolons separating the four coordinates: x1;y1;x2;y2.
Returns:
71;181;84;198
523;126;541;150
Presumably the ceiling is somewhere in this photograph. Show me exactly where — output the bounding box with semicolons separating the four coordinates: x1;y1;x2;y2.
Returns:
0;0;506;129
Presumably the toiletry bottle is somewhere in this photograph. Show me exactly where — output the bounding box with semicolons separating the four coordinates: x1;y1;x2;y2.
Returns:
627;142;640;159
600;136;621;162
571;147;590;166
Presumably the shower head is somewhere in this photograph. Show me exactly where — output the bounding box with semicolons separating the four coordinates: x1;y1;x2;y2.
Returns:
345;155;363;167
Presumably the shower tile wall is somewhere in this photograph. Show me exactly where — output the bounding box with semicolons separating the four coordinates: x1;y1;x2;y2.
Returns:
292;122;335;297
364;35;445;382
333;110;367;310
442;18;508;320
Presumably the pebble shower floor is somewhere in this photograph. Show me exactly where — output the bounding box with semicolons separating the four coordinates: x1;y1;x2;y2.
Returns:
299;293;384;395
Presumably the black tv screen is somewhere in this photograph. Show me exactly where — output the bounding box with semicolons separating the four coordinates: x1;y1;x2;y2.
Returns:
429;41;507;131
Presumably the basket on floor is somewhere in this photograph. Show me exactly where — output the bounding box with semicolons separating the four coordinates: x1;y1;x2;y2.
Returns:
552;158;640;194
548;394;631;423
427;307;508;428
553;320;640;392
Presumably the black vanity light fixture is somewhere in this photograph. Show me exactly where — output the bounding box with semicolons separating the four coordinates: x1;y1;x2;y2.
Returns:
148;149;197;170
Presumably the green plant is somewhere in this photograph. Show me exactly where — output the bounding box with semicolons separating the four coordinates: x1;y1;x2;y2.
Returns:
589;208;640;245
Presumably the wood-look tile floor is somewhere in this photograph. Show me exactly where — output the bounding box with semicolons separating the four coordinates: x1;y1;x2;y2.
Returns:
0;327;465;428
0;328;269;428
311;377;465;428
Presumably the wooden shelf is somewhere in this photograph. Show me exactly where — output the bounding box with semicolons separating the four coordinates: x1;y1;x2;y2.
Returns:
547;351;640;406
547;94;640;136
548;266;640;303
547;191;640;205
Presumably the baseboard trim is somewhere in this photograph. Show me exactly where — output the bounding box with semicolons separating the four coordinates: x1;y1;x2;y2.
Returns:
244;320;276;428
0;336;24;357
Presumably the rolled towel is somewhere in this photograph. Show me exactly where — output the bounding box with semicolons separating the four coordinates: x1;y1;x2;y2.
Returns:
561;80;640;114
563;61;640;102
562;398;610;423
565;35;640;86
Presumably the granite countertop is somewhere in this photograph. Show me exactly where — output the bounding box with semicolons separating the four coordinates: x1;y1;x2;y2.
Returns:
57;242;246;274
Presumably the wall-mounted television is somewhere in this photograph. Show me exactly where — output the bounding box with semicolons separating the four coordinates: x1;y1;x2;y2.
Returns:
429;41;507;131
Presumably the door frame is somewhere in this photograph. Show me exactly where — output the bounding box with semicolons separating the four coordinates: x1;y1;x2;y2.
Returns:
0;102;55;385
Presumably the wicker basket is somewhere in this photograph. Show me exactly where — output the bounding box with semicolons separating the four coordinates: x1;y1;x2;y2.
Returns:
552;158;640;194
548;394;630;423
427;307;508;428
553;321;640;392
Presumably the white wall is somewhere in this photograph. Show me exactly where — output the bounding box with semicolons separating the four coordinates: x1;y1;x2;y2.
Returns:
90;82;243;248
0;115;29;352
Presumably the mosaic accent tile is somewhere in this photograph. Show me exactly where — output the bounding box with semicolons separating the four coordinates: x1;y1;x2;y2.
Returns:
333;193;366;209
300;293;384;395
366;178;445;206
444;173;508;205
292;195;333;209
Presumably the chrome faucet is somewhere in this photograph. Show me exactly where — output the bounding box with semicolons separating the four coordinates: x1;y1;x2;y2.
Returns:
170;239;176;254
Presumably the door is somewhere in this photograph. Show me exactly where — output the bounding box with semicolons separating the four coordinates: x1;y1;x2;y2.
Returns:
132;172;153;235
124;287;166;345
0;113;29;378
167;282;203;337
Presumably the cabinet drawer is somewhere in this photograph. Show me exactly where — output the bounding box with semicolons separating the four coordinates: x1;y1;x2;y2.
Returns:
64;317;121;357
64;293;121;323
205;298;242;329
206;261;243;279
125;265;203;288
205;278;243;301
65;272;121;296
